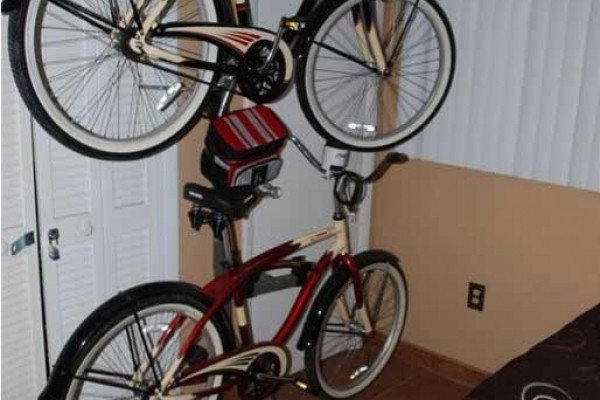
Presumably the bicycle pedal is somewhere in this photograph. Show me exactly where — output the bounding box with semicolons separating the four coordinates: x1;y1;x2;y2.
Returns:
183;344;209;365
293;380;308;391
156;81;185;111
255;373;308;391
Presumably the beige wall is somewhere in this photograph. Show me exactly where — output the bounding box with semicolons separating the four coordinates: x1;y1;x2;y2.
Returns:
371;160;600;372
178;120;215;286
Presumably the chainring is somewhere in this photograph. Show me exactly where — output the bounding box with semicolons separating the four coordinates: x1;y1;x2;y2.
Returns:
238;40;289;104
237;352;283;400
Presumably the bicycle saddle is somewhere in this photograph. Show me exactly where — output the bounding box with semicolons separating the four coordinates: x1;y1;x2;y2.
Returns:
183;183;260;219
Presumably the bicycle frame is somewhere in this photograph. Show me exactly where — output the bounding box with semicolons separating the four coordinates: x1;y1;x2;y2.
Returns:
133;214;370;397
43;0;388;79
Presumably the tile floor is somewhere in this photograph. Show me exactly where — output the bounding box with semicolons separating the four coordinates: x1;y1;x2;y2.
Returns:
225;350;474;400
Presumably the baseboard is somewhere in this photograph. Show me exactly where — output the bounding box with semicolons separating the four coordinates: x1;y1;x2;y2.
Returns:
397;341;490;388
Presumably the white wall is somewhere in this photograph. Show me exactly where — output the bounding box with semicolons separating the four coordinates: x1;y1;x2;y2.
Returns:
401;0;600;192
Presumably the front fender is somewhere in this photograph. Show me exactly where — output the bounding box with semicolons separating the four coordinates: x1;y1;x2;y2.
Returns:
296;250;399;351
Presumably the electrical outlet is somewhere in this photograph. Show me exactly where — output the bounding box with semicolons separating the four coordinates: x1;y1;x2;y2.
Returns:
467;282;486;311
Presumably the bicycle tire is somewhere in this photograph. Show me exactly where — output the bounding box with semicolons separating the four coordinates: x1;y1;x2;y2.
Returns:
296;0;456;151
304;251;408;398
39;282;235;400
8;0;232;160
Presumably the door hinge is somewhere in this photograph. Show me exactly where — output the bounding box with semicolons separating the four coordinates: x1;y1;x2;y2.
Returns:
10;231;36;256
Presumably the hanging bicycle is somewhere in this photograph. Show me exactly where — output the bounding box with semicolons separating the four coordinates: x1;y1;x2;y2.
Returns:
5;0;455;159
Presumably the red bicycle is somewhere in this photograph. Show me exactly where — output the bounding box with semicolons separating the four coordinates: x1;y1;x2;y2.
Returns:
39;150;409;400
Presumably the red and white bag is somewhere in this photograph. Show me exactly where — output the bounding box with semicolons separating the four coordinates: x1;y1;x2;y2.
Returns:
201;105;288;188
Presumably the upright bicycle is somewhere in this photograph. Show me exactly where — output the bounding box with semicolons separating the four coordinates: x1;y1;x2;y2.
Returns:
38;141;410;400
5;0;455;159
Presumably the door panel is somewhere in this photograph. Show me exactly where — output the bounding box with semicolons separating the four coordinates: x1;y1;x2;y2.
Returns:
1;17;47;398
33;133;105;362
1;256;47;398
34;131;180;363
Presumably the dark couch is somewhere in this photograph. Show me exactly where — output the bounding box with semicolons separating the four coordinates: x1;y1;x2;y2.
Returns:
466;303;600;400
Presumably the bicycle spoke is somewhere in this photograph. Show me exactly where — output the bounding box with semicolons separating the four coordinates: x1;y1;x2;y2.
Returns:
314;71;372;83
133;309;161;384
382;1;407;48
333;14;365;57
124;326;141;372
315;76;367;102
42;35;105;47
86;369;134;381
387;0;421;64
108;338;136;377
47;0;119;34
320;328;367;337
73;374;150;395
370;271;390;327
312;40;379;73
61;54;115;112
48;51;114;86
400;45;441;62
398;34;438;57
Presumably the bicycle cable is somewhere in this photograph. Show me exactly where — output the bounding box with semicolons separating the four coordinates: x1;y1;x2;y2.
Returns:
334;171;367;211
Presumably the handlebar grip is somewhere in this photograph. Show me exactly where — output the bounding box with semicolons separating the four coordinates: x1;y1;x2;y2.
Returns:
364;152;409;183
385;152;410;165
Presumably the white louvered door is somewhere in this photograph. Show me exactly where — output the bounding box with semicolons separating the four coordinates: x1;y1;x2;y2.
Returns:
33;131;180;364
1;17;47;399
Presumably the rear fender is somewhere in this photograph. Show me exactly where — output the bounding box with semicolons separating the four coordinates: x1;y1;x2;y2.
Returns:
38;282;233;399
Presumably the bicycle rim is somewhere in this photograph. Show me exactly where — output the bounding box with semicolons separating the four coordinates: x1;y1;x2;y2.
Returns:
65;303;224;400
315;263;406;398
24;0;219;155
303;0;454;150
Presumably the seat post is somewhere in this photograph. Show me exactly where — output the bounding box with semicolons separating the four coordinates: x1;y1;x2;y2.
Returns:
212;215;252;344
212;214;242;277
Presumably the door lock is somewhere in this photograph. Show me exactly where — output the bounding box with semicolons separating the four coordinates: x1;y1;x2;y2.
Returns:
48;228;60;261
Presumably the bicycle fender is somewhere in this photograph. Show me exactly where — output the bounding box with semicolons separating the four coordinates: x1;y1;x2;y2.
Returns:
38;282;234;400
296;250;399;351
1;0;22;14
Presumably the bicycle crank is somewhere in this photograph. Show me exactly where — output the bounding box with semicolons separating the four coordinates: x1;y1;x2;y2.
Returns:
254;373;309;391
238;40;290;104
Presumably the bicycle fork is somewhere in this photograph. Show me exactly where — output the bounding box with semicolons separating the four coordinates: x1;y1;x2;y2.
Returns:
330;219;374;335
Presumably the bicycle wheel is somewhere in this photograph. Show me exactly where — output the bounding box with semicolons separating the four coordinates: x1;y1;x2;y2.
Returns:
305;253;407;398
297;0;455;151
45;282;235;400
8;0;231;160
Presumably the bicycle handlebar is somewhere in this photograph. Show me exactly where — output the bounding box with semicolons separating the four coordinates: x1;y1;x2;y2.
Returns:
332;152;409;212
286;135;409;211
363;152;410;184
